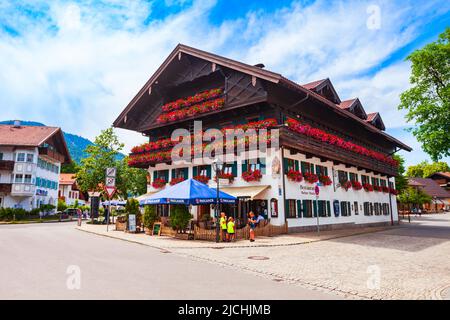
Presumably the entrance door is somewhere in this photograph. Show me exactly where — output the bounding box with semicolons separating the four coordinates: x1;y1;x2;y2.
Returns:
252;199;268;218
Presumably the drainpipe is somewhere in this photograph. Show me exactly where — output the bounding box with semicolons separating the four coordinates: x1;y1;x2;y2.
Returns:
281;146;287;224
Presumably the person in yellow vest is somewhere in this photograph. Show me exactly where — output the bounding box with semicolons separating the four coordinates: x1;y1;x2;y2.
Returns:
220;212;227;242
227;217;235;242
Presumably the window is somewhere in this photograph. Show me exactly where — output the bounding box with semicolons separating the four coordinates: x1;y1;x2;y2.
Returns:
383;203;390;216
153;170;169;182
317;200;329;217
284;158;297;173
0;153;3;160
315;165;328;176
380;179;387;187
363;202;371;216
157;205;169;217
285;199;297;218
193;165;211;178
361;175;370;185
341;201;351;216
302;200;313;218
301;161;314;175
15;174;23;183
246;158;266;174
338;170;349;184
371;177;380;186
172;168;188;179
354;201;359;215
24;175;32;184
26;154;34;163
17;153;25;162
221;162;237;177
349;172;358;182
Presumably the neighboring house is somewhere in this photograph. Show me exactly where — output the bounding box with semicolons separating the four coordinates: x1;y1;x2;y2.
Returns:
427;172;450;191
58;173;86;206
0;121;71;211
113;44;411;231
408;178;450;212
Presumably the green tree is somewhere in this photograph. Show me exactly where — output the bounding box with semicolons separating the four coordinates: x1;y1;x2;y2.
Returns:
406;161;449;177
393;154;408;193
143;205;159;229
170;205;192;232
61;161;79;174
398;28;450;161
57;199;68;212
398;187;432;211
116;157;148;198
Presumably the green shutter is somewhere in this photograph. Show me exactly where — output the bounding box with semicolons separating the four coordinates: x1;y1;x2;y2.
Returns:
294;160;299;171
206;165;212;178
260;158;266;174
347;202;351;216
231;162;237;177
310;164;315;173
313;200;318;217
153;171;157;181
283;158;289;174
285;199;290;218
182;168;188;179
242;159;248;173
193;166;198;177
164;170;169;181
302;200;308;217
327;201;331;217
297;200;302;218
301;162;306;174
324;167;328;176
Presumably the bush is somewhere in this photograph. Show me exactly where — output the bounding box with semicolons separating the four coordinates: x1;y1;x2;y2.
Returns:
170;204;192;232
57;199;68;212
125;198;141;225
0;208;27;221
143;205;159;229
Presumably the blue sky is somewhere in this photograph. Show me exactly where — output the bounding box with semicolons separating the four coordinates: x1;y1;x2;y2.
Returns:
0;0;449;167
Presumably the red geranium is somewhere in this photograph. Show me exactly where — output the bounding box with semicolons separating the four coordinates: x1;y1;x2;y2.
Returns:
373;185;382;192
214;172;234;183
287;169;303;182
342;180;352;191
194;175;210;184
304;172;319;184
169;177;185;185
351;180;363;190
389;188;399;195
319;175;332;186
363;183;373;192
242;169;262;182
152;178;166;189
382;186;389;193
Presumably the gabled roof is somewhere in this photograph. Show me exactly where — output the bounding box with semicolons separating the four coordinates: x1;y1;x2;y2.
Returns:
301;78;341;104
59;173;77;185
338;98;357;110
428;172;450;180
365;112;386;131
408;178;450;198
113;44;411;152
338;98;368;120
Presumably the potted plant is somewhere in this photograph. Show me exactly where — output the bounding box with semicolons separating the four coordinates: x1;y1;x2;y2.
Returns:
341;180;352;191
215;172;234;185
351;180;363;190
304;172;319;184
193;175;210;184
319;175;332;186
152;178;167;189
363;183;374;192
242;169;262;182
287;169;303;182
170;177;185;185
143;205;159;235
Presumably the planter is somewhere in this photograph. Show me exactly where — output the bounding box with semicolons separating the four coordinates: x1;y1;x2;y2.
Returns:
175;233;191;240
115;220;127;231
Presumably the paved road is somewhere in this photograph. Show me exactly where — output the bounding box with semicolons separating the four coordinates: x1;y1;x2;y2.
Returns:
0;222;337;300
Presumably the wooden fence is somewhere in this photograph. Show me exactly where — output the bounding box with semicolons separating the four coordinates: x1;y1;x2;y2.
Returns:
193;222;288;241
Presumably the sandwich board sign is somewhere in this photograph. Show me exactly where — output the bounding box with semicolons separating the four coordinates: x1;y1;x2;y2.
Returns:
128;214;136;232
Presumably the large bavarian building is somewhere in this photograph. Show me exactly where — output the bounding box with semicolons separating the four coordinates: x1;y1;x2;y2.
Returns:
114;44;411;231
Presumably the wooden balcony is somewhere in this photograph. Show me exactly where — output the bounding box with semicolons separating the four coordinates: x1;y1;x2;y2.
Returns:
279;127;397;176
0;160;14;171
38;147;65;163
0;183;12;193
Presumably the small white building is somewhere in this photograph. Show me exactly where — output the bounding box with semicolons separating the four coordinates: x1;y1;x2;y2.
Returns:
0;122;71;211
58;173;86;206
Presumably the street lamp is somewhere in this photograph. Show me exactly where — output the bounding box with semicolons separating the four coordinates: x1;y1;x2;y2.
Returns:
212;159;224;243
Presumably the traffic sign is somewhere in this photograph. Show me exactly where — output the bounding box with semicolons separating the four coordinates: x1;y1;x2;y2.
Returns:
106;167;116;177
104;186;116;199
105;177;116;187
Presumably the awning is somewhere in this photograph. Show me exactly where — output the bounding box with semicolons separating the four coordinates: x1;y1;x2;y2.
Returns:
218;185;271;200
135;191;158;202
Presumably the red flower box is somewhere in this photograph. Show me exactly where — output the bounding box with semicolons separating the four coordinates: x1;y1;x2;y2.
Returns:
382;186;389;193
389;188;399;195
363;183;373;192
169;177;185;185
242;170;262;182
152;178;166;189
287;169;303;182
193;175;210;184
351;180;363;190
157;98;225;124
342;180;352;191
373;185;382;192
304;172;319;184
319;175;332;186
214;173;234;183
161;88;223;113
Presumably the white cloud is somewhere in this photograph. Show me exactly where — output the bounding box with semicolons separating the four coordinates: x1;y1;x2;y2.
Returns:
0;0;448;164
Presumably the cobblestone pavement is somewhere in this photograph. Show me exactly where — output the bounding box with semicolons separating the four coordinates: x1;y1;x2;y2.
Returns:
77;214;450;299
173;214;450;300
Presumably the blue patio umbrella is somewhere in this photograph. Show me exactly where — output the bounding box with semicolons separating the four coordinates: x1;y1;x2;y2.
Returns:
141;178;236;205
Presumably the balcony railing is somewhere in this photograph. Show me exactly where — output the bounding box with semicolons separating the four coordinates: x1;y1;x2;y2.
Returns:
10;183;36;196
0;160;14;171
0;183;12;193
38;147;65;163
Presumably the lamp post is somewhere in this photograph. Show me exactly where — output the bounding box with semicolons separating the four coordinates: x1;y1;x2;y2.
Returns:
212;160;223;243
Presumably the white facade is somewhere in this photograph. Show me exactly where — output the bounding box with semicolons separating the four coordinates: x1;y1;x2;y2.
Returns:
147;148;398;230
0;147;60;211
59;183;84;206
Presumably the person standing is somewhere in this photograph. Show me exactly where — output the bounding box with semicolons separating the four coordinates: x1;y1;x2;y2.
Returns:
219;212;227;242
227;217;235;242
248;211;256;242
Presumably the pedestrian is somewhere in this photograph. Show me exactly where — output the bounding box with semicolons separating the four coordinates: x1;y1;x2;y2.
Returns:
227;217;235;242
255;213;265;226
248;211;256;242
102;205;109;224
220;212;227;242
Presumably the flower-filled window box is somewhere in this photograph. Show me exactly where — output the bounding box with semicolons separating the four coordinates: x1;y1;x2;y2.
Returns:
304;172;319;184
242;169;262;182
382;186;389;193
157;98;225;124
363;183;374;192
351;180;363;190
214;173;234;184
319;175;332;186
287;169;303;182
152;178;167;189
193;175;210;184
161;88;223;113
373;185;382;192
341;180;352;191
389;188;399;195
169;177;185;185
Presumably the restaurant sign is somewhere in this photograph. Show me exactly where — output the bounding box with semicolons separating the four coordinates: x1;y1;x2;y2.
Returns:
299;185;316;196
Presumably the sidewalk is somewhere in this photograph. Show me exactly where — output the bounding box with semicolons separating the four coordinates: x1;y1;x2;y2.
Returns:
76;223;394;250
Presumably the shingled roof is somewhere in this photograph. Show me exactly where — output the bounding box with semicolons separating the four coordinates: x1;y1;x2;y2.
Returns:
0;125;60;146
408;178;450;198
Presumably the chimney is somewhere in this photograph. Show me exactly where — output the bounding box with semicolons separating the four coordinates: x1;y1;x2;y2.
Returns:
13;120;21;128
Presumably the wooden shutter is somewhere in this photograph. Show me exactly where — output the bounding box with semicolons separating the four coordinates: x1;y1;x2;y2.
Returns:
171;169;176;179
302;200;308;217
301;162;306;174
242;159;248;173
347;202;351;216
285;199;290;218
192;166;198;177
206;165;212;178
324;167;328;176
294;160;299;171
313;200;318;217
153;171;157;182
283;158;289;174
310;163;315;173
260;158;266;174
297;200;302;218
182;168;188;179
231;162;237;177
326;201;331;217
164;170;169;181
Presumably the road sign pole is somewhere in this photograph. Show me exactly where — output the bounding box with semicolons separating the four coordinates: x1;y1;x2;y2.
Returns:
105;167;117;233
315;183;320;236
